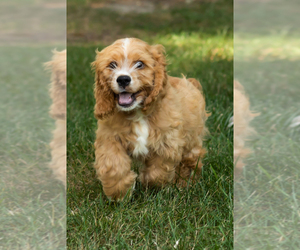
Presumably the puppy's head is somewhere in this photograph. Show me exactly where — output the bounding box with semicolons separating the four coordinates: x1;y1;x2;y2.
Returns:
92;38;167;119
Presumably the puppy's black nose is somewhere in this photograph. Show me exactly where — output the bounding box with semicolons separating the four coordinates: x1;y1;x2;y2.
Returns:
117;75;131;88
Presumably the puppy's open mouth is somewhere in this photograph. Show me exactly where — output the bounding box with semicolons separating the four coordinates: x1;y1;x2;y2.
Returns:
117;91;142;107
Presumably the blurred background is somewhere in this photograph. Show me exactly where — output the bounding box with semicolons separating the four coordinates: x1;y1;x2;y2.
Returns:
0;0;66;249
234;0;300;248
68;0;225;45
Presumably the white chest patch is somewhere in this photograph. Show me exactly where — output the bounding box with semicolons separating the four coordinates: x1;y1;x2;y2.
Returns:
132;117;149;157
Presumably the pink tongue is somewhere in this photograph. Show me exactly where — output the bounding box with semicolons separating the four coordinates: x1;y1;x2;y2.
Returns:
118;92;133;105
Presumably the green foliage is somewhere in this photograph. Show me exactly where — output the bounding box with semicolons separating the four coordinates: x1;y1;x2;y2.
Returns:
67;0;232;45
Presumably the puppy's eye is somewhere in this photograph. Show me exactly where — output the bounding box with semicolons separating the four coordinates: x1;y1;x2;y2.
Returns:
108;62;117;69
135;61;144;69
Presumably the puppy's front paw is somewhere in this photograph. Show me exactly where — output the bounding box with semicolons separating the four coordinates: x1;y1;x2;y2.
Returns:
107;180;136;202
102;171;137;201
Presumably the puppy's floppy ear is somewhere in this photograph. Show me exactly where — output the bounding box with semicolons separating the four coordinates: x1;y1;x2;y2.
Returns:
143;44;168;110
92;56;116;120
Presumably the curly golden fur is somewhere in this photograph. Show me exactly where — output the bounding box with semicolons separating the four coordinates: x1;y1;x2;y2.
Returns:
92;38;209;200
46;50;66;186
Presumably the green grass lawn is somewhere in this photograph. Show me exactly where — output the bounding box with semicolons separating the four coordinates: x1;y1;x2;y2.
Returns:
67;1;233;249
0;46;65;249
234;1;300;248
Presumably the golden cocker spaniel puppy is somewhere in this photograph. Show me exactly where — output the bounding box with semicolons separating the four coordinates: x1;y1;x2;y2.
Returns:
92;38;209;200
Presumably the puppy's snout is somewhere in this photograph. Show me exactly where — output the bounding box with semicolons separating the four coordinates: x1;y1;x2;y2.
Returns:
117;75;131;88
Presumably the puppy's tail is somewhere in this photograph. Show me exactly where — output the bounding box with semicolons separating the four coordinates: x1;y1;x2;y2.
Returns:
187;78;202;92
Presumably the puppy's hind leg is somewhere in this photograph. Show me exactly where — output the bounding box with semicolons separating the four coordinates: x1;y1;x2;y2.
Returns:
175;147;206;187
139;155;176;187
